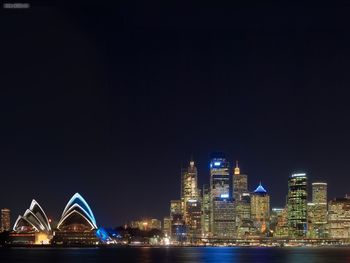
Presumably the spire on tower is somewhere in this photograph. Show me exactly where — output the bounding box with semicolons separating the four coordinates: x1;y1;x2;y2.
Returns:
234;160;240;175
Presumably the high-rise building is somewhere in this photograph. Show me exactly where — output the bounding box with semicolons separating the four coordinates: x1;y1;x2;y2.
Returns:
186;199;202;240
169;200;186;242
233;161;248;202
251;183;270;233
210;153;235;238
1;208;10;232
287;173;308;237
201;184;211;237
308;182;328;238
181;160;199;224
233;162;250;236
236;193;255;238
328;196;350;238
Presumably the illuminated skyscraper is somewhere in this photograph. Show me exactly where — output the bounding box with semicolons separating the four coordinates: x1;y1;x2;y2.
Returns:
1;208;10;232
308;182;328;238
251;183;270;233
233;161;250;234
181;160;199;224
287;173;308;237
233;161;248;201
209;153;235;238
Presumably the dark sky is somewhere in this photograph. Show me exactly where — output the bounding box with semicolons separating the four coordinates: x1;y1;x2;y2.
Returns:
2;1;350;227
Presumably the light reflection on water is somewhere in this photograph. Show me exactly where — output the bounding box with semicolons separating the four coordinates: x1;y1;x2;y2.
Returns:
1;247;350;263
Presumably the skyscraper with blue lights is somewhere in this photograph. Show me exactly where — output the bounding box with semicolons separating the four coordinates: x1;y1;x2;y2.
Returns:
209;153;235;238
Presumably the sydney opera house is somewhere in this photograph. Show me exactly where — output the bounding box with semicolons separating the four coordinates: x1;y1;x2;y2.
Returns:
11;199;52;244
52;193;99;245
10;193;101;245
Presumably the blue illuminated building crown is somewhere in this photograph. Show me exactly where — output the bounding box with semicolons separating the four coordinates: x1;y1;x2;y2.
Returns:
254;182;267;194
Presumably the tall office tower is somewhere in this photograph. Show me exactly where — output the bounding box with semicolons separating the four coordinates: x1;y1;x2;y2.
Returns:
186;199;202;241
251;183;270;233
328;196;350;238
233;161;249;235
1;208;10;232
181;160;199;224
308;182;328;238
210;153;235;238
287;173;308;237
312;182;327;204
201;184;211;237
233;160;248;201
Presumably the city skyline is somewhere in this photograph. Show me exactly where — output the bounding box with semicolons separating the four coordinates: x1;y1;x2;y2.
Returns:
2;1;350;229
0;155;343;228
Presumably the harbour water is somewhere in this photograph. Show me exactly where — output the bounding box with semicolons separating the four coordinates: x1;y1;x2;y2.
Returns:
1;247;350;263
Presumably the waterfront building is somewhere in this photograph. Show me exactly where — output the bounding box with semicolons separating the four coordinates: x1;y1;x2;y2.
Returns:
328;196;350;238
11;200;51;244
251;183;270;233
130;219;162;230
232;161;248;202
169;200;186;242
287;173;308;237
209;153;235;238
272;207;289;237
1;208;11;232
53;193;99;245
201;184;210;237
181;160;199;224
170;213;186;243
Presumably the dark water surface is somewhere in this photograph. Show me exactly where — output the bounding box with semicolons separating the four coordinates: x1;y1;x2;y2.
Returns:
1;247;350;263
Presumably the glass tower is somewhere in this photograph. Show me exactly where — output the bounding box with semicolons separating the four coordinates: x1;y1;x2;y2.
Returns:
287;173;308;237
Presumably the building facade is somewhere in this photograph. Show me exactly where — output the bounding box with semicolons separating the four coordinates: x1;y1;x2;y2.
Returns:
328;196;350;239
1;208;11;232
232;161;248;202
251;183;270;233
201;184;210;237
287;173;308;237
186;199;202;240
181;160;199;224
209;153;235;238
308;182;328;238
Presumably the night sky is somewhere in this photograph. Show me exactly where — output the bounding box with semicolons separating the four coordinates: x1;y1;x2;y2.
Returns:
2;1;350;227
